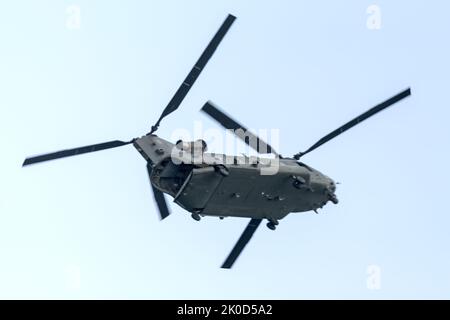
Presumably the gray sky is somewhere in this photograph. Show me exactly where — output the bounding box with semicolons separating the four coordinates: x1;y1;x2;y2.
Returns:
1;0;449;298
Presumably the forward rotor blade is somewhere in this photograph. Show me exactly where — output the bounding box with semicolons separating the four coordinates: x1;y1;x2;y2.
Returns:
202;101;278;155
221;218;262;269
150;14;236;133
294;88;411;159
22;140;134;166
146;163;170;220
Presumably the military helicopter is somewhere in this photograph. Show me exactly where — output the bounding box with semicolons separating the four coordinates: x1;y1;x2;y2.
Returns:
23;14;411;269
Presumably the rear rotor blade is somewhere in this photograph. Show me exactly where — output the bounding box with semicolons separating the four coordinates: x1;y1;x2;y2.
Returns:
202;101;278;155
150;14;236;134
221;218;262;269
22;140;134;166
294;88;411;159
146;163;170;220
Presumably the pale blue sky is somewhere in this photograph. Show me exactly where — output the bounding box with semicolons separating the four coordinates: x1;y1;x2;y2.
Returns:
1;1;449;299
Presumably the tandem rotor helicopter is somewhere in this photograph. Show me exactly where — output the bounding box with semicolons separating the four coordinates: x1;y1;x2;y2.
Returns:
23;14;411;268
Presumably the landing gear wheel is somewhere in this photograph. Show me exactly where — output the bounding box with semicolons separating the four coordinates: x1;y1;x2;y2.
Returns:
215;165;229;177
267;222;276;230
191;212;201;221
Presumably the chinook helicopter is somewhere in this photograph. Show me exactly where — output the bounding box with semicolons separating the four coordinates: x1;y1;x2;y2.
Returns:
23;14;411;268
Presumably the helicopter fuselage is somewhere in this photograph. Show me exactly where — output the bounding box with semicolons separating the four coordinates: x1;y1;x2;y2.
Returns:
134;135;337;221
